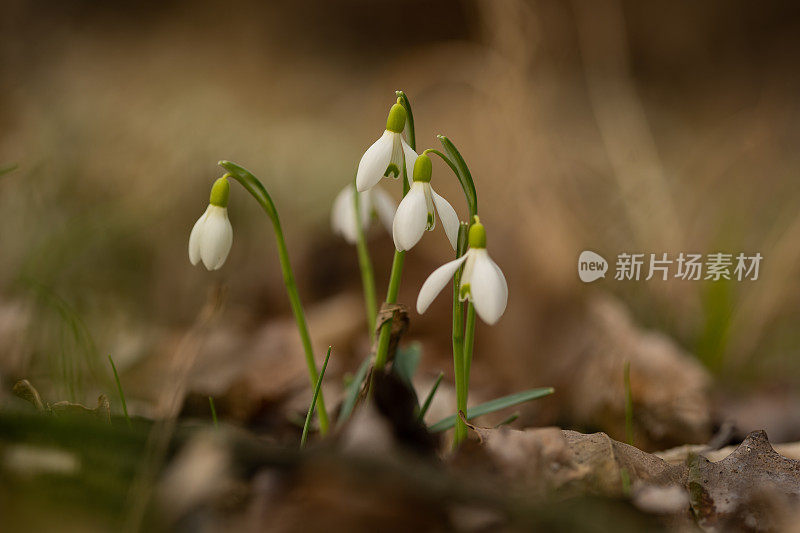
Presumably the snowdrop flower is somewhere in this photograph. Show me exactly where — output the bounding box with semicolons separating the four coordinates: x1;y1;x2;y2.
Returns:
392;152;459;252
189;176;233;271
416;217;508;324
356;99;417;192
331;183;396;244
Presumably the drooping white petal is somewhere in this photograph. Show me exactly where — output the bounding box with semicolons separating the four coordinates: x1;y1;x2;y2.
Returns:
416;254;469;315
392;182;429;251
188;207;210;265
356;131;393;192
431;188;459;250
331;184;361;244
199;206;233;270
370;186;397;234
402;141;418;187
468;249;508;325
431;189;459;250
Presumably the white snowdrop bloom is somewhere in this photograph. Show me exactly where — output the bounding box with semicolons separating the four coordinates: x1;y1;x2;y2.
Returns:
330;183;396;244
392;153;459;252
356;99;417;192
189;176;234;271
416;218;508;324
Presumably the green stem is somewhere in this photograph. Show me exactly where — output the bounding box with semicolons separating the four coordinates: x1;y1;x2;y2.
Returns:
353;184;377;342
373;248;406;370
373;92;415;371
463;303;477;392
432;136;479;448
452;223;469;446
219;161;330;435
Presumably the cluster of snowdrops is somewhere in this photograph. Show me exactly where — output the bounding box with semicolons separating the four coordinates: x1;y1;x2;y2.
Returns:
186;91;540;447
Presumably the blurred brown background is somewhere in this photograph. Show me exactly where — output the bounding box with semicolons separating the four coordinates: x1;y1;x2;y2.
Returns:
2;0;800;446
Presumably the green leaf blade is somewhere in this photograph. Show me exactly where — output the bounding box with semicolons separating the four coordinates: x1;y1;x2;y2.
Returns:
417;372;444;422
428;387;554;433
336;353;372;429
300;346;332;448
437;135;477;218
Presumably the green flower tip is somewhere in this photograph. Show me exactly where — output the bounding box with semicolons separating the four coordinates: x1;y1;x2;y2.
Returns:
209;176;230;207
413;153;432;183
386;102;407;133
468;216;486;248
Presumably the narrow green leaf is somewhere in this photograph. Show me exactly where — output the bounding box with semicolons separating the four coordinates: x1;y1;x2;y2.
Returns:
336;352;372;429
437;135;477;218
395;90;416;151
393;341;422;386
107;355;130;428
428;387;554;433
494;412;519;428
209;396;219;428
300;346;332;448
417;372;444;422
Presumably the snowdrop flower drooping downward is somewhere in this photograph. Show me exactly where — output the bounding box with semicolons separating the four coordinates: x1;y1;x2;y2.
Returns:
189;176;234;271
331;184;396;244
392;152;459;252
356;98;417;192
416;217;508;324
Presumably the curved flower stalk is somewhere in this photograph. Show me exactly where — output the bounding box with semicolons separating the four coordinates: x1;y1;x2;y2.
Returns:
189;176;234;270
392;152;459;252
192;161;331;436
356;98;417;192
417;217;508;325
331;183;396;244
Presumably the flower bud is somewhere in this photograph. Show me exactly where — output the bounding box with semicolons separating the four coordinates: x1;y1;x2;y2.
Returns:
385;101;407;133
412;153;432;183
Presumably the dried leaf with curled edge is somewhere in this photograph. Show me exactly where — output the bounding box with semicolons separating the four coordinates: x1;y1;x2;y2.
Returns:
50;395;111;422
688;430;800;532
12;379;46;411
12;379;111;421
463;422;685;498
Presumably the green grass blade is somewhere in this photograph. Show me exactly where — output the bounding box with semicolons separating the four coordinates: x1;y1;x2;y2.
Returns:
107;355;130;427
428;387;554;433
436;135;477;218
209;396;218;428
336;353;372;429
417;372;444;422
300;347;332;448
624;361;634;446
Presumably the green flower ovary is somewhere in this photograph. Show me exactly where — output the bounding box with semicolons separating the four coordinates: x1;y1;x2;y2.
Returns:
413;154;432;183
209;176;230;207
385;102;407;133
